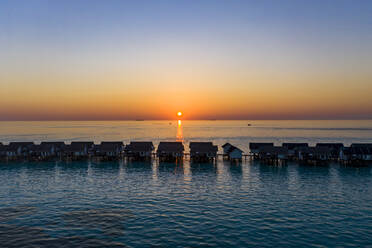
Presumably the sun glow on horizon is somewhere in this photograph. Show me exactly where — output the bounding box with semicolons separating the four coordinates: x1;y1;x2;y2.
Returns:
1;1;372;121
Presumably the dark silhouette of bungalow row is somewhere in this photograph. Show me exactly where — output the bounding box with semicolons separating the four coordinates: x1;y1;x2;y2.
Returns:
93;142;125;160
249;143;274;155
249;142;335;163
284;143;332;163
297;147;332;163
0;142;6;160
0;142;67;161
283;143;308;158
62;141;126;161
341;144;372;165
316;143;344;160
258;146;289;161
30;142;66;160
63;142;94;160
1;141;371;165
189;142;218;162
1;142;35;160
157;142;184;162
124;142;154;161
0;141;126;161
0;141;185;162
248;142;372;165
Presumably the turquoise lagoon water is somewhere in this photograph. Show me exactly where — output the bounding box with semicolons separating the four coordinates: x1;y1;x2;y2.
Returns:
1;120;372;247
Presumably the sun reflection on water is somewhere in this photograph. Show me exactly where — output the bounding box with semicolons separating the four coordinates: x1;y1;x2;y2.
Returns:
176;120;183;141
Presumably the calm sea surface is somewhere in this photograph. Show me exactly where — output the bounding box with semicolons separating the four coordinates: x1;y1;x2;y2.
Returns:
1;120;372;247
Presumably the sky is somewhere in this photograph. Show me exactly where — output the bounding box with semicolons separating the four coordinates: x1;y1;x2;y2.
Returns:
0;0;372;120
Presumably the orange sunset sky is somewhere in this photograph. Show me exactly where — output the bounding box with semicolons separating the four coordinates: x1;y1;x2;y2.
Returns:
1;1;372;120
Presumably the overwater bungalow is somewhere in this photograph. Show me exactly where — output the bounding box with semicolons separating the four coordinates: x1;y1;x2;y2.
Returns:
28;142;65;161
4;145;17;160
0;143;6;160
249;143;274;157
351;143;372;148
29;144;51;161
93;142;124;160
9;142;34;154
282;143;308;158
341;144;372;163
63;142;94;160
124;142;154;160
156;142;184;162
222;143;243;161
316;143;344;160
189;142;218;162
297;146;332;164
31;142;66;160
40;142;65;155
350;144;372;161
7;142;34;160
222;143;233;154
258;146;289;162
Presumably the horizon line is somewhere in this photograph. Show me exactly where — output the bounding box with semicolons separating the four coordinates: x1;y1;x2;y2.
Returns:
1;119;372;122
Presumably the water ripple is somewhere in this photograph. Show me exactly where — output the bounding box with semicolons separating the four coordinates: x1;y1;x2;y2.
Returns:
0;161;371;247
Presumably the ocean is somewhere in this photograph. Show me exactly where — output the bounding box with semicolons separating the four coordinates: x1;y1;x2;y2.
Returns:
1;120;372;149
0;120;372;247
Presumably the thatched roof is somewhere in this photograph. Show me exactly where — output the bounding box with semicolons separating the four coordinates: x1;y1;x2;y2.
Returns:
157;142;184;153
0;144;6;152
70;142;94;148
40;142;66;148
31;145;52;153
64;142;94;152
316;143;344;150
259;146;288;155
189;142;218;153
9;142;34;149
282;143;308;150
351;143;372;148
223;143;243;154
344;146;372;155
125;142;154;152
299;146;332;156
99;142;124;152
249;143;274;150
222;143;232;148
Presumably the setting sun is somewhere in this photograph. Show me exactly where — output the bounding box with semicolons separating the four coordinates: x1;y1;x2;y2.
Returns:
177;111;183;117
